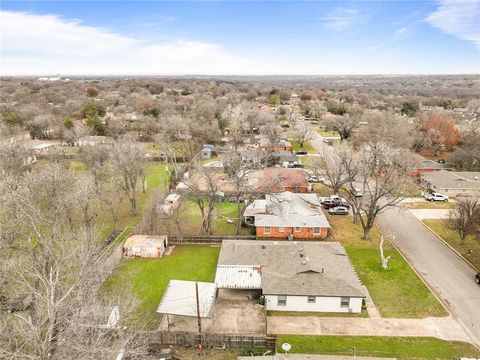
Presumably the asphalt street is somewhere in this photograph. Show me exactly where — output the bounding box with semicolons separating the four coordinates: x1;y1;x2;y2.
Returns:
307;123;480;345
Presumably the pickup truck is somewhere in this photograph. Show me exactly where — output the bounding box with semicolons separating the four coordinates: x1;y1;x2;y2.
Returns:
424;192;449;202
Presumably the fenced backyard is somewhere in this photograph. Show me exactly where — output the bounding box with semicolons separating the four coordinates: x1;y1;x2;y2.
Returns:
131;331;277;349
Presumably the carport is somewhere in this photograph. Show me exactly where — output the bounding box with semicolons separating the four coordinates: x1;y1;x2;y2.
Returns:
156;280;216;331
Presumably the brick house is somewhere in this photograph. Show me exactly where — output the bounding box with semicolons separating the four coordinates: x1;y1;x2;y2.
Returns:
244;192;330;239
247;168;309;193
410;155;452;177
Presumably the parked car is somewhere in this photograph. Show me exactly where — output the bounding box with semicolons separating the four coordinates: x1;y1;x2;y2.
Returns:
289;163;304;168
353;187;363;197
294;149;307;155
476;272;480;285
424;192;449;202
328;206;349;215
321;199;350;209
323;139;332;145
308;176;325;183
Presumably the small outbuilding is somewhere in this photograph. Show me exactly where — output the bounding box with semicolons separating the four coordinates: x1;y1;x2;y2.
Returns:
123;235;168;258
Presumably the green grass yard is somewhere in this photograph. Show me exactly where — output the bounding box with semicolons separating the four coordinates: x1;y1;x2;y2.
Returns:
423;219;480;270
177;199;252;236
102;245;220;329
276;335;480;359
317;129;340;138
291;140;316;153
403;201;455;209
327;214;448;318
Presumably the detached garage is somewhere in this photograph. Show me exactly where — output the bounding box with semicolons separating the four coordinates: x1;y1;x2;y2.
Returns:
123;235;168;258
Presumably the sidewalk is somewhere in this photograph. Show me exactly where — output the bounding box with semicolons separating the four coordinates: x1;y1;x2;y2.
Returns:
408;209;451;220
267;316;473;343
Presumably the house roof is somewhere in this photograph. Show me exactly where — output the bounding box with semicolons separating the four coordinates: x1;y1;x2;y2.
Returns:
165;193;180;202
217;240;365;298
247;168;308;189
123;235;167;249
413;155;450;171
273;150;299;163
156;280;216;318
244;192;330;228
421;170;480;190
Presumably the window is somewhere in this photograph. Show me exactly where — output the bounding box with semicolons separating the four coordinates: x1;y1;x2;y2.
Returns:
264;227;271;235
277;295;287;306
307;296;316;303
279;227;285;232
295;227;301;232
340;297;350;308
313;227;320;235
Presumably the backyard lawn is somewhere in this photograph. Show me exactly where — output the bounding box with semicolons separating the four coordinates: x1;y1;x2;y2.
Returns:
423;219;480;270
174;199;252;236
276;335;480;359
98;162;169;239
327;214;448;318
102;245;220;329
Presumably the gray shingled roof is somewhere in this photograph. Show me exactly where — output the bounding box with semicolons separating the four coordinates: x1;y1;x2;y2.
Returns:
217;240;365;298
244;192;331;228
422;170;480;190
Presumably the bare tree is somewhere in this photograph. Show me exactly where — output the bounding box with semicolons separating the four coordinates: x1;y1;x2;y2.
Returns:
310;146;356;194
294;123;313;148
186;168;219;235
344;143;415;240
110;141;146;216
449;199;480;244
379;235;392;270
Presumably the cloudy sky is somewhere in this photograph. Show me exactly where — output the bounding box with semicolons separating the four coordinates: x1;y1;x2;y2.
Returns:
1;0;479;75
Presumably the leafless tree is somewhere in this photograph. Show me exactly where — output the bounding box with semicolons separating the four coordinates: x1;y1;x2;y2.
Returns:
110;141;146;216
344;143;415;240
186;168;219;235
449;199;480;244
294;123;313;148
310;146;356;194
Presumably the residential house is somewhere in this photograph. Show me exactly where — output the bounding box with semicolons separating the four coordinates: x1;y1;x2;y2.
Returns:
123;235;168;258
244;191;330;239
272;150;300;168
215;240;365;313
421;170;480;197
247;168;309;193
410;155;452;177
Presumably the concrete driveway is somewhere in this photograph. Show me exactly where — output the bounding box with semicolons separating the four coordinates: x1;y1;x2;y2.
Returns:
267;316;473;342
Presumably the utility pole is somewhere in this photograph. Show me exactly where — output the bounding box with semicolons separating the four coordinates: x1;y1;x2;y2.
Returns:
195;282;202;335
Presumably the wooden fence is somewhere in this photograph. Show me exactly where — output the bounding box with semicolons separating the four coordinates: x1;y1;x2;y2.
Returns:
133;331;277;349
168;235;257;244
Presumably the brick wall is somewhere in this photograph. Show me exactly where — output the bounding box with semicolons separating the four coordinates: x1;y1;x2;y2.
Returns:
257;226;328;239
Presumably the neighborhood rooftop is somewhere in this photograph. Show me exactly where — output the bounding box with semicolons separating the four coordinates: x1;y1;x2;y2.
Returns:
216;240;365;298
244;191;330;228
422;170;480;190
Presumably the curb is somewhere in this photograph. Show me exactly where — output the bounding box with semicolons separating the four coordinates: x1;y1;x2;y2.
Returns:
380;226;452;317
419;220;479;272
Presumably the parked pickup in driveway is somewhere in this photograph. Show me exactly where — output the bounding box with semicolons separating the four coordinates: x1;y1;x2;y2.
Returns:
424;192;449;202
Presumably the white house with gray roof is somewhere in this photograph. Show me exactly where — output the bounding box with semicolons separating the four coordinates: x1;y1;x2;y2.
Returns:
215;240;365;313
421;170;480;197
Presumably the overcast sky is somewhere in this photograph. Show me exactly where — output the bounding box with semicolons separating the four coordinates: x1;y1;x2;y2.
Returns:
1;0;479;75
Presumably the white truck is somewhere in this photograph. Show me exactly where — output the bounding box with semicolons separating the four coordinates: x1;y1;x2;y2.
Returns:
424;192;449;202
